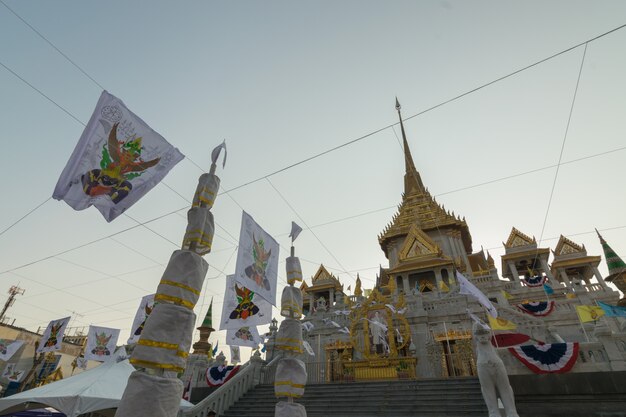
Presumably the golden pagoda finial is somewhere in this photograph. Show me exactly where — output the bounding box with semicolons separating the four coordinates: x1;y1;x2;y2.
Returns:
386;275;397;294
396;98;425;195
354;274;363;297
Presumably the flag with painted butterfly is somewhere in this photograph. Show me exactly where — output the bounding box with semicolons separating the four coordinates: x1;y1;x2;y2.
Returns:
220;275;271;330
84;325;120;362
37;316;70;353
226;325;262;348
0;340;24;362
53;91;184;222
234;211;280;306
230;346;241;364
127;294;155;344
2;364;26;382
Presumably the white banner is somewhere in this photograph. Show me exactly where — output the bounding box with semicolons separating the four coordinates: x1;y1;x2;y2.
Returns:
37;317;70;353
128;294;155;344
84;325;120;362
2;364;26;382
53;90;184;222
457;271;498;318
226;326;262;348
234;211;279;305
0;340;24;361
220;275;271;330
230;346;241;364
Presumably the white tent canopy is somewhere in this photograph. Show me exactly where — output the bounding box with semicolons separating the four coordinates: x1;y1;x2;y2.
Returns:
0;357;192;417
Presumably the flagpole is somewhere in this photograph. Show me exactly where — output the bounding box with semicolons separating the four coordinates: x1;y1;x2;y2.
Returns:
575;309;591;343
442;321;455;377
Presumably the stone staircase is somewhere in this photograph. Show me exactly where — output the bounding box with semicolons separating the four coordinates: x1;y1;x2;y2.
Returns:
221;378;487;417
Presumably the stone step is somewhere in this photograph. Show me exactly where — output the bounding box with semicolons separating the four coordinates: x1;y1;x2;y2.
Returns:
221;378;488;417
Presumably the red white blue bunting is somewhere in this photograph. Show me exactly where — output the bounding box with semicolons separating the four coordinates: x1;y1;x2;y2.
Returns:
508;343;579;374
206;364;241;386
517;301;555;317
522;275;546;287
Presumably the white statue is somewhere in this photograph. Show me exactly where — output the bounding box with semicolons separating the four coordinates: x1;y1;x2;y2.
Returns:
369;311;388;353
473;324;519;417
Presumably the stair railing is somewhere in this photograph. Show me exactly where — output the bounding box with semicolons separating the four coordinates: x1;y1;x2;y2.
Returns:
180;352;282;417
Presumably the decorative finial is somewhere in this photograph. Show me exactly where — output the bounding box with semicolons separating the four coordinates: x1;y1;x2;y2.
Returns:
395;97;401;111
209;140;227;174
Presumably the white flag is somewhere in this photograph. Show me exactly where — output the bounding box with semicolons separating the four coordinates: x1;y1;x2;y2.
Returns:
234;211;279;305
301;321;314;332
456;271;497;318
53;90;184;222
37;317;70;353
84;325;120;362
302;340;315;356
219;275;271;330
0;340;24;361
289;221;303;243
467;310;491;331
2;364;26;382
128;294;155;344
211;140;227;168
230;346;241;364
226;326;262;348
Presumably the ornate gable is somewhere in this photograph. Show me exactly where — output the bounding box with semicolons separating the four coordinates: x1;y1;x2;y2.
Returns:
504;227;535;248
312;264;335;283
398;224;442;262
554;235;585;257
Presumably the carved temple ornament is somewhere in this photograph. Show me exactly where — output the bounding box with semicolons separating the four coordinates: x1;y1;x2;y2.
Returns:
349;288;411;360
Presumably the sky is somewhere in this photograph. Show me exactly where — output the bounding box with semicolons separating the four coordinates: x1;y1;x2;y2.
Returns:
1;1;626;362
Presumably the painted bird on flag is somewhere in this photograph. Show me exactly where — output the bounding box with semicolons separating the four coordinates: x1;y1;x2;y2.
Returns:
81;122;160;204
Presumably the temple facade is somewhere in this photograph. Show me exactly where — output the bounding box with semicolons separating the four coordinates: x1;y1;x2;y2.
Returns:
261;101;626;383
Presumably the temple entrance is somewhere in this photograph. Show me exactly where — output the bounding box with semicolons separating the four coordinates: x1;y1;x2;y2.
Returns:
431;329;477;378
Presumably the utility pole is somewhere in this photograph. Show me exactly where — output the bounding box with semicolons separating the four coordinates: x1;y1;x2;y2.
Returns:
0;285;25;324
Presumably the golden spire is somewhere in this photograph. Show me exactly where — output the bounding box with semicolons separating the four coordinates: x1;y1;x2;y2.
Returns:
396;98;424;195
354;274;363;297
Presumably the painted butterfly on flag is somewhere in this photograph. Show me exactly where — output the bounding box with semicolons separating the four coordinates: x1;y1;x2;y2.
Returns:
229;285;260;320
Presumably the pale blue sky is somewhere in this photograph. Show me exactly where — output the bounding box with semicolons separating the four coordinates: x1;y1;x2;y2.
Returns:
1;1;626;360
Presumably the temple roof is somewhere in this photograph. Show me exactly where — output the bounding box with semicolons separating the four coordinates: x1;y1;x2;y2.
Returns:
378;100;472;256
553;235;586;258
302;264;344;292
504;227;536;249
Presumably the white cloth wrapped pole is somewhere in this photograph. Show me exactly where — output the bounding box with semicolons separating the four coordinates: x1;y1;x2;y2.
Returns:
281;286;303;319
182;208;215;256
115;371;183;417
192;173;220;209
274;358;307;398
156;250;208;309
285;256;302;284
130;303;195;373
275;318;303;354
275;401;308;417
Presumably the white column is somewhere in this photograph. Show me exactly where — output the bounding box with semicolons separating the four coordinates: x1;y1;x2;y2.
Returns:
329;289;335;306
434;269;443;292
540;258;556;282
507;261;521;286
559;270;573;290
402;275;410;294
592;266;609;290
